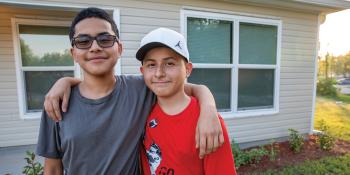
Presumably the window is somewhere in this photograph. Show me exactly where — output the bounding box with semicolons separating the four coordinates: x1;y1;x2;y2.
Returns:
183;10;281;117
12;19;78;119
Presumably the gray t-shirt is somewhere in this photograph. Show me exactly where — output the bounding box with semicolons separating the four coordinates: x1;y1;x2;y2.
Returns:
36;75;155;175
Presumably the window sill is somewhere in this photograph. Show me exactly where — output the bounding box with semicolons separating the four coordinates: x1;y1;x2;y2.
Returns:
20;112;42;120
220;108;279;119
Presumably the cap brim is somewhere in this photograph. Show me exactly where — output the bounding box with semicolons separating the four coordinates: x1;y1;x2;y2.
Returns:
136;42;169;61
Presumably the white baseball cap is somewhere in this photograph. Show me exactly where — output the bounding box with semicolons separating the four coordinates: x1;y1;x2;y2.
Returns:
136;27;189;62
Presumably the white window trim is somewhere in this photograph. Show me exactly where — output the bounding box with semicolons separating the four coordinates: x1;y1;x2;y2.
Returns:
181;9;281;118
11;18;79;119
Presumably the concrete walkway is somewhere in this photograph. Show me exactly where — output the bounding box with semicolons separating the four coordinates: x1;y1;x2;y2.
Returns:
0;145;44;175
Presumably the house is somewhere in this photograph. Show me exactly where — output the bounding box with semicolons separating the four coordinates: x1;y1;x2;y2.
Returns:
1;0;349;149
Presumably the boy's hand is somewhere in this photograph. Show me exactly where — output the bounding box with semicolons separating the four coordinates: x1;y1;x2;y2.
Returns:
44;77;80;121
195;105;224;159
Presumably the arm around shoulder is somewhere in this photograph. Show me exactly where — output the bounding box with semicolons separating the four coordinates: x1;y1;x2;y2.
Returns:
184;83;224;158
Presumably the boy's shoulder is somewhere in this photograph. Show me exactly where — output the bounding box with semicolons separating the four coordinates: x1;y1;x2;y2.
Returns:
189;96;199;108
117;75;143;84
117;75;148;90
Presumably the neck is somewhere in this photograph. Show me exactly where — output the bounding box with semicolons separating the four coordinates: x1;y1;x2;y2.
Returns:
79;73;116;99
157;90;191;115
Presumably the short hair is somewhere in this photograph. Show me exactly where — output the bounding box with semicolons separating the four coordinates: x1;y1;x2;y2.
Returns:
69;7;119;42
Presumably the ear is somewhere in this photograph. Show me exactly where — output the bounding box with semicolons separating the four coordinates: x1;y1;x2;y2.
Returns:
140;66;144;75
116;40;123;56
70;47;78;62
185;62;193;78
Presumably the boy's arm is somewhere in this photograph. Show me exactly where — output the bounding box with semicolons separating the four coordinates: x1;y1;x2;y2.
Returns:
203;117;237;175
44;77;81;121
44;158;63;175
184;83;224;159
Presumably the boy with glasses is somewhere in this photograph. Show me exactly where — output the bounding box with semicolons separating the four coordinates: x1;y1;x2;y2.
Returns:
138;28;237;175
37;7;222;175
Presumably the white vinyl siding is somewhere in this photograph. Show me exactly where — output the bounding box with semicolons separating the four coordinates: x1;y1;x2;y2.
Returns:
0;0;321;147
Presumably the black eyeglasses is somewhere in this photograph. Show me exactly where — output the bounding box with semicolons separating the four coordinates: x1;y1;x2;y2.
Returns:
72;34;118;49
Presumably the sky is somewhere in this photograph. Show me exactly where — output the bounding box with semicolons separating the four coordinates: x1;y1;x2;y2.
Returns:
319;9;350;57
21;34;70;58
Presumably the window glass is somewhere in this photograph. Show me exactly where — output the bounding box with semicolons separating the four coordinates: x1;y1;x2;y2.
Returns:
24;71;74;112
187;17;232;64
239;23;277;65
19;25;73;66
188;68;231;111
238;69;274;110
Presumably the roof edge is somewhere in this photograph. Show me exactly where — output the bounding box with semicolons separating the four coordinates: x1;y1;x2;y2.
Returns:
293;0;350;10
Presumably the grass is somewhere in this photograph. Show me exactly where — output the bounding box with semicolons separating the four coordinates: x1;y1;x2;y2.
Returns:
321;93;350;103
314;95;350;141
259;154;350;175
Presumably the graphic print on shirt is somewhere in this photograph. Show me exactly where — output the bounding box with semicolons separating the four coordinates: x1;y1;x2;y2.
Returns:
146;143;162;175
149;119;158;128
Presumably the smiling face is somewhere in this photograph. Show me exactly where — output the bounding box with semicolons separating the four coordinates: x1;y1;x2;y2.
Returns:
71;17;122;77
140;47;192;98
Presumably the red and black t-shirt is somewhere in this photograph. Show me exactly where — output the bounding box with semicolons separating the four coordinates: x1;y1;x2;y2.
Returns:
141;97;237;175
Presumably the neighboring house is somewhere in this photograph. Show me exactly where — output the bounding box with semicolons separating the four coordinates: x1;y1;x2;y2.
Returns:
0;0;349;148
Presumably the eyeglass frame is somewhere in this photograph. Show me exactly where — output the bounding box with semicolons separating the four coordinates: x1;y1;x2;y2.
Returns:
71;34;119;49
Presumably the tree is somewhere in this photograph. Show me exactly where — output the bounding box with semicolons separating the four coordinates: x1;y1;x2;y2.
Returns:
318;51;350;79
20;39;40;66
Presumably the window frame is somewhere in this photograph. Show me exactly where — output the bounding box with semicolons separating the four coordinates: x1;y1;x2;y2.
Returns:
181;9;281;118
12;18;80;119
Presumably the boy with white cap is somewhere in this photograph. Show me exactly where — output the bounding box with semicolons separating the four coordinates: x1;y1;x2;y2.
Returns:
137;28;237;175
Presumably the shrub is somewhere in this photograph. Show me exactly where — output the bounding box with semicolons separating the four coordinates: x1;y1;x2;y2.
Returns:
268;139;279;161
246;147;268;164
23;151;43;175
231;140;269;169
317;120;335;151
317;78;338;96
288;129;304;153
231;141;246;169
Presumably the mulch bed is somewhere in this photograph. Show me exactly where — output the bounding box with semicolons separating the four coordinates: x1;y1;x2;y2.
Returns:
237;135;350;174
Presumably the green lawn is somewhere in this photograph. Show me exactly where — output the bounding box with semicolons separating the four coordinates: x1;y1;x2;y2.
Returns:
314;95;350;141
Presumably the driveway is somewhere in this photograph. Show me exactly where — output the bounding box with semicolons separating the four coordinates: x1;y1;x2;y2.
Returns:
0;145;44;175
337;85;350;94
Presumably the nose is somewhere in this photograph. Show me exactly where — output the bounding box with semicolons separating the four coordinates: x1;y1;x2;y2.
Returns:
155;65;166;78
89;39;102;52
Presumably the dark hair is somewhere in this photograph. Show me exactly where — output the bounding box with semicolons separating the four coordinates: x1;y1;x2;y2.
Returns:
69;7;119;42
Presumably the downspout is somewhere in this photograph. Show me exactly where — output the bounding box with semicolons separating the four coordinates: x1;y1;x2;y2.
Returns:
310;13;326;134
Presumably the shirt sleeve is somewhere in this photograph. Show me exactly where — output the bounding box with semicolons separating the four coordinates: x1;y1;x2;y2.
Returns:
204;116;237;175
35;110;62;159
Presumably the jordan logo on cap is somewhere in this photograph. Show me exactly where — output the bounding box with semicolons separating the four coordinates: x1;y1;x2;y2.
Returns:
175;41;182;50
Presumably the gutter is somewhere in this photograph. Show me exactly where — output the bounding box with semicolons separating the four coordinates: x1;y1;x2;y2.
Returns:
310;13;327;134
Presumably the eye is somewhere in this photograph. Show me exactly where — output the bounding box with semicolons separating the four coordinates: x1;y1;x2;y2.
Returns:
144;63;156;69
74;36;91;46
147;64;156;68
166;62;175;66
98;35;115;44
